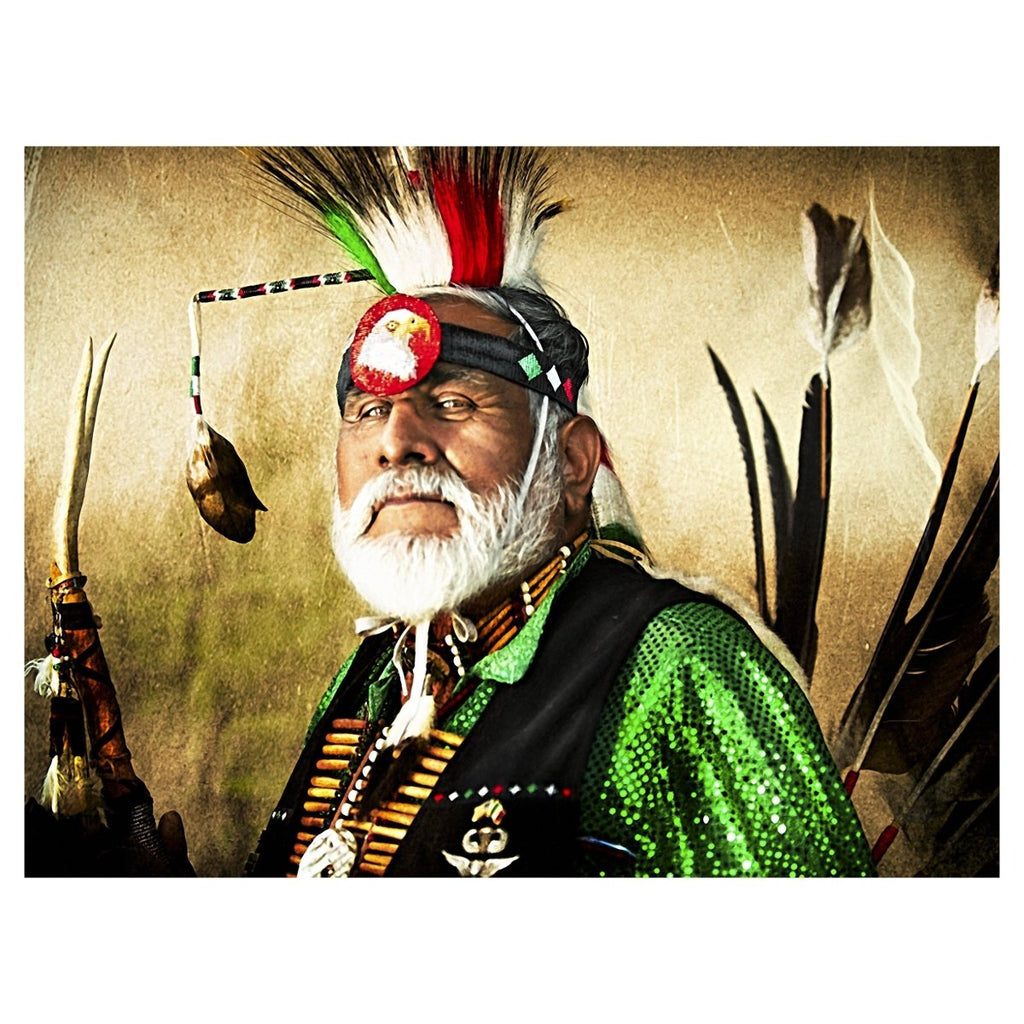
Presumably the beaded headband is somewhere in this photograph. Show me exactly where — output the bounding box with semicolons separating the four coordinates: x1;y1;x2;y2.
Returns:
335;294;578;413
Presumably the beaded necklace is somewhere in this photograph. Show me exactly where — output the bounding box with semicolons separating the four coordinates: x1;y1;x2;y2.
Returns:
425;530;588;719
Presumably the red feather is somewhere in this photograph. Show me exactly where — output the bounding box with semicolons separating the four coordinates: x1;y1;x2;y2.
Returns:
426;150;505;286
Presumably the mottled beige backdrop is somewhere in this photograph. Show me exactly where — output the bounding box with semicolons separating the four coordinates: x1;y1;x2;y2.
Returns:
24;148;999;876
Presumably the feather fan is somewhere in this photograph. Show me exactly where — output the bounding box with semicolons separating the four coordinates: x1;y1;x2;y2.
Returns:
245;146;563;295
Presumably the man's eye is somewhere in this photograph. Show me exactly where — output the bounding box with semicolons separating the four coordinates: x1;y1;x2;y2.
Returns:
436;396;474;412
345;401;389;421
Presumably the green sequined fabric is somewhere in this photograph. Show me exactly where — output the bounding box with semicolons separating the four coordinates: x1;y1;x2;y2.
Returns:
308;550;874;878
577;601;874;876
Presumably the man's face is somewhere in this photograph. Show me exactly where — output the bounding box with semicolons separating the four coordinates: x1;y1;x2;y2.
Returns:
336;361;536;540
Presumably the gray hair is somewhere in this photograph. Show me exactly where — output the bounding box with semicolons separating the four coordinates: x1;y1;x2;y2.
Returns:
415;284;590;403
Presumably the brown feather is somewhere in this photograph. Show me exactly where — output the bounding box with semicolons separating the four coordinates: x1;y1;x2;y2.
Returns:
186;420;267;544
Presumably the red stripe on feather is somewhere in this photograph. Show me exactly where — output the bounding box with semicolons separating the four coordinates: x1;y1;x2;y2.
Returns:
872;823;899;862
431;159;505;286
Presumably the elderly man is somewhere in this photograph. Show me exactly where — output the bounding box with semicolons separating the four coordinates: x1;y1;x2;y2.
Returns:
242;270;873;877
31;147;866;879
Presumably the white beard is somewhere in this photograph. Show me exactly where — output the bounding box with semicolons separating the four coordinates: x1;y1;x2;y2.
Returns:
331;440;564;623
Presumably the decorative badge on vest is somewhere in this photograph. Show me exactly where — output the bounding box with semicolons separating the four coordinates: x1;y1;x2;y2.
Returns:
350;294;442;396
442;798;519;877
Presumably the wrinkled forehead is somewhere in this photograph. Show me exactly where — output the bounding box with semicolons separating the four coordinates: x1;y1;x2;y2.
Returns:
335;292;578;414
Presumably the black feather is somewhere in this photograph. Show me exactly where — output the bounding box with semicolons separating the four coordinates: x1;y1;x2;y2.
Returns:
835;382;981;758
834;456;998;776
901;650;999;874
903;648;998;825
707;347;768;621
773;373;831;678
754;391;794;626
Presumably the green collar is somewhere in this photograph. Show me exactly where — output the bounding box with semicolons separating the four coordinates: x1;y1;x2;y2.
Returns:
466;542;591;686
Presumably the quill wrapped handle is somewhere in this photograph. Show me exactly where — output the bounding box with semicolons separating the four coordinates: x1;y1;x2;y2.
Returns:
29;335;190;875
46;574;142;800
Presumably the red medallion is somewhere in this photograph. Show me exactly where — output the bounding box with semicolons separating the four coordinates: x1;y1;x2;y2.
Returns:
350;294;442;396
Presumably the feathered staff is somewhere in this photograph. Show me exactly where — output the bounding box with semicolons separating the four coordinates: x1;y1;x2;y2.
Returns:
708;203;871;677
831;254;1000;870
713;219;998;871
26;336;190;875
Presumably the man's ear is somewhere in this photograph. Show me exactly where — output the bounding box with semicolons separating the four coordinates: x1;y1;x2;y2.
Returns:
559;414;603;520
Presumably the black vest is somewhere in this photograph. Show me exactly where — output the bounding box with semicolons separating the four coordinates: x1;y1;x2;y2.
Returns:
248;556;705;877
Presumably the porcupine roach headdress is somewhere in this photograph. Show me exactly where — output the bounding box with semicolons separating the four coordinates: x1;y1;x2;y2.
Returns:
184;147;645;749
186;146;642;548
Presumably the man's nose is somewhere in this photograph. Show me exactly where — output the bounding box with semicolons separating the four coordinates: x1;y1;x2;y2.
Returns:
377;400;441;468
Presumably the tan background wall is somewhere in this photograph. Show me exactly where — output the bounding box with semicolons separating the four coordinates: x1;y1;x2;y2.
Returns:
23;147;999;876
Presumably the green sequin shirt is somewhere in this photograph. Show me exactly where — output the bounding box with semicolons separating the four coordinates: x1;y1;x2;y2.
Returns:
311;548;875;878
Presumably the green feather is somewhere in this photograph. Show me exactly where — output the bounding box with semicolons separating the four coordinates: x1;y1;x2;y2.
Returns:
323;209;395;295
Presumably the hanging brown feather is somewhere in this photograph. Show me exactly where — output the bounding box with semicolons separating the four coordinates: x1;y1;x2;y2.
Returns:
707;346;768;622
186;417;267;544
773;374;831;678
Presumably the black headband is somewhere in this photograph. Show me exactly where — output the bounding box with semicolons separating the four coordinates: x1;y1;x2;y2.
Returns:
337;322;580;414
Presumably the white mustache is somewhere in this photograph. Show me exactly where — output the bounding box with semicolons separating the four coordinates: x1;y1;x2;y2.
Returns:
343;465;476;537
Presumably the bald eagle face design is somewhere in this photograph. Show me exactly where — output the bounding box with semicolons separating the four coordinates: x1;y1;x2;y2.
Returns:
358;308;428;381
349;294;443;397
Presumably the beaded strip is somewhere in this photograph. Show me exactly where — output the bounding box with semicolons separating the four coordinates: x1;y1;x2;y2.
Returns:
432;532;587;719
286;726;464;877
